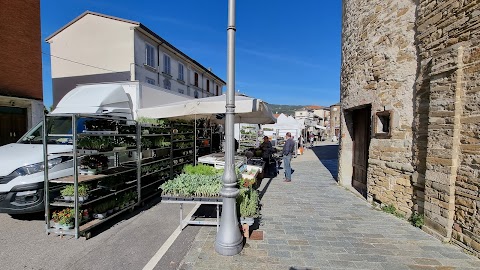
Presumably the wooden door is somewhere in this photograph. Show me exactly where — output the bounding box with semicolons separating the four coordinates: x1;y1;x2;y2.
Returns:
0;107;27;146
352;107;371;198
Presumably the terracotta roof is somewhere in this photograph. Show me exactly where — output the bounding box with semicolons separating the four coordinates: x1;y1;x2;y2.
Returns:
45;11;226;84
273;114;281;118
305;105;325;110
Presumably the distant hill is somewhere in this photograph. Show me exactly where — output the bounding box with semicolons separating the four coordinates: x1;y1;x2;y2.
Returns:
266;104;305;116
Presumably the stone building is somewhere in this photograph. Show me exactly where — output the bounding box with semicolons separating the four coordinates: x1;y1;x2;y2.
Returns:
339;0;480;255
329;103;341;139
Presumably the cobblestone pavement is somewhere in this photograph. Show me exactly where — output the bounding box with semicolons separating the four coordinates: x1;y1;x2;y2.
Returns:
178;142;480;270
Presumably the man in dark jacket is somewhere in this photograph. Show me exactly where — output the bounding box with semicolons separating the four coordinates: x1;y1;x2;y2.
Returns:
282;132;295;182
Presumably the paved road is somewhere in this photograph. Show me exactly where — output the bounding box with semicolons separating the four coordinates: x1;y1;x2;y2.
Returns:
179;142;480;270
0;197;198;270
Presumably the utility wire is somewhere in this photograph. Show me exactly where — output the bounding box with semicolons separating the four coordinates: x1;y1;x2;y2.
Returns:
41;52;119;73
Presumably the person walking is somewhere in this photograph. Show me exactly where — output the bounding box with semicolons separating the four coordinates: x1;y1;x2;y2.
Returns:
282;132;295;182
309;133;315;148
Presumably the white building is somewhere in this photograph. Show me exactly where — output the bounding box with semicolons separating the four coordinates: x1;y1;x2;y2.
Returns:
46;11;225;105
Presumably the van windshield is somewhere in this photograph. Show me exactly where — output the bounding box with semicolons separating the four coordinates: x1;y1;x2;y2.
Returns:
19;117;87;145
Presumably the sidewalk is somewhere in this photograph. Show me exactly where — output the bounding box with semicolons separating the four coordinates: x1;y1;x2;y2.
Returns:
178;143;480;270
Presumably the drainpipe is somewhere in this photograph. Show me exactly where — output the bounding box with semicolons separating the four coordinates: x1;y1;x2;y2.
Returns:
157;43;164;86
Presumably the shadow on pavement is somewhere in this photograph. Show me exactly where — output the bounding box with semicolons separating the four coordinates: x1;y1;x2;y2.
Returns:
9;211;45;221
311;144;339;181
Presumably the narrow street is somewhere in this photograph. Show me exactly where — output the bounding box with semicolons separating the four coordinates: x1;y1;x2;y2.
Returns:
178;142;480;270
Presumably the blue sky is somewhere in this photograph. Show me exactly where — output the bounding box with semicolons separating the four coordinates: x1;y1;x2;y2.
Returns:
41;0;342;107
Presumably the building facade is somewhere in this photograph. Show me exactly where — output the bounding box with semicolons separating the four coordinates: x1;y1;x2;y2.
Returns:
0;0;44;146
340;0;480;256
46;12;225;106
329;103;340;138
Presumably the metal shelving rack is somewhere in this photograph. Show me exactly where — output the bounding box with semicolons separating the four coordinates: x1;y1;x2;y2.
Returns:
43;117;197;239
43;113;141;239
170;122;195;178
195;126;213;162
139;123;172;202
239;124;259;151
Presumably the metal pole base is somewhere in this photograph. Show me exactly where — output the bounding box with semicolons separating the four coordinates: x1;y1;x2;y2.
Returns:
214;237;244;256
215;195;243;255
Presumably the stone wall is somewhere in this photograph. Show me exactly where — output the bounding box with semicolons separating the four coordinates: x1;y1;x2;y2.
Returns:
415;0;480;254
339;0;418;215
341;0;480;255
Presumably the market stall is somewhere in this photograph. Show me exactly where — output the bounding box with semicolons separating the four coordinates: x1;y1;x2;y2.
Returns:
136;95;276;232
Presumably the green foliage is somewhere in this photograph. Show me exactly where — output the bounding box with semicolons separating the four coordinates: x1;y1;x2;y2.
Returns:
160;173;222;197
183;164;221;175
60;184;89;197
138;117;170;127
381;204;406;219
237;188;259;218
409;213;424;228
381;204;397;214
77;136;114;151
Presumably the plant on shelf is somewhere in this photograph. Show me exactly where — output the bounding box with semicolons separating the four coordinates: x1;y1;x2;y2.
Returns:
118;124;137;134
84;119;117;132
153;136;171;148
60;184;90;202
55;208;76;229
80;155;108;175
183;164;221;176
138;117;170;127
238;177;256;188
141;137;153;149
160;173;222;198
77;137;114;152
93;202;110;219
113;136;136;149
51;211;61;228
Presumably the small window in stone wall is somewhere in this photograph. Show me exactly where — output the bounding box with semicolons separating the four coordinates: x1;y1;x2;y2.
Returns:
375;110;392;139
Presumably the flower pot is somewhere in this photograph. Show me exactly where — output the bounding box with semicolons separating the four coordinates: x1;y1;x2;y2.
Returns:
51;220;60;229
242;223;250;238
87;169;97;175
240;217;255;226
94;212;107;219
60;223;74;230
63;196;73;201
107;209;114;214
78;195;89;202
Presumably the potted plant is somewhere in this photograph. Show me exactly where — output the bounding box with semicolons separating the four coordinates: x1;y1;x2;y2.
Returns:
106;199;116;214
60;184;89;202
51;211;61;229
238;188;259;237
80;155;108;175
80;156;98;175
57;208;75;230
78;184;89;202
60;185;75;201
93;202;109;219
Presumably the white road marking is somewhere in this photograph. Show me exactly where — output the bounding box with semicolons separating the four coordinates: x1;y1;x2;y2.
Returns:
142;203;201;270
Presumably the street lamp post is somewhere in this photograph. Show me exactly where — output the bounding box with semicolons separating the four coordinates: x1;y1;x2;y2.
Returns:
215;0;244;256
